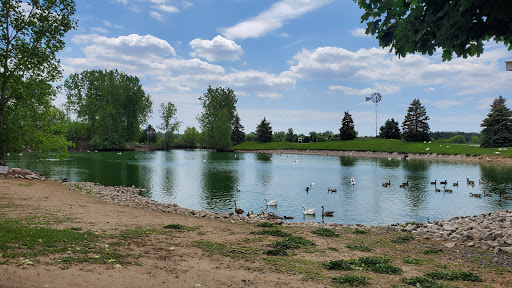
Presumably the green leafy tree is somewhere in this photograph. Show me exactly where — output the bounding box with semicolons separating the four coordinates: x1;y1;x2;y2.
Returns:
0;0;77;164
65;70;152;149
231;112;245;145
272;131;286;142
339;111;357;140
197;86;238;151
480;96;512;148
181;126;200;148
448;135;466;144
285;128;295;142
402;99;430;142
255;117;272;142
246;132;256;142
379;118;401;139
354;0;512;61
159;102;181;151
141;125;157;145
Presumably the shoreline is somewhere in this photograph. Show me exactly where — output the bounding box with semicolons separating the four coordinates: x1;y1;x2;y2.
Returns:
235;149;512;164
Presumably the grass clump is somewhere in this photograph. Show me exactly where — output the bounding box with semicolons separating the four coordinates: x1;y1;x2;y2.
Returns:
324;256;402;275
391;235;414;244
117;228;155;240
265;248;289;256
323;259;355;271
311;228;339;238
353;228;369;235
401;276;445;288
163;224;185;230
256;222;277;228
250;229;292;238
422;248;442;255
272;236;315;250
346;243;372;252
332;275;369;286
425;270;482;282
403;257;424;265
369;263;403;275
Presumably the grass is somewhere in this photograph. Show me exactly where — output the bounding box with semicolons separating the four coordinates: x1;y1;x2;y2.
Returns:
391;235;414;244
425;270;483;282
346;244;372;252
324;256;402;275
232;138;512;158
401;277;446;288
311;228;340;238
352;228;369;235
256;222;277;228
250;229;292;237
163;224;198;231
331;275;369;286
272;236;316;250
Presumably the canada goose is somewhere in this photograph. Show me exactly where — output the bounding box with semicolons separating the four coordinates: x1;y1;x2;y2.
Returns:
501;196;512;200
382;180;391;187
302;206;315;215
321;206;334;217
443;186;452;192
470;193;481;198
453;181;459;187
305;186;309;192
435;187;441;192
264;198;277;206
401;181;409;187
399;183;407;188
328;188;337;192
283;215;294;220
440;180;448;185
430;180;437;185
234;201;244;215
484;191;492;197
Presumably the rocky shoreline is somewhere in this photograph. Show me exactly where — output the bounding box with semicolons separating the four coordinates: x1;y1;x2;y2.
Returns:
3;166;512;254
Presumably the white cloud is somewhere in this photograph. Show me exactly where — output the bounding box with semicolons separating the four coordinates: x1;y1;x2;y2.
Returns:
431;100;463;108
329;84;400;96
153;4;179;13
91;27;109;34
425;87;436;92
351;28;367;37
220;0;333;40
189;35;243;62
149;10;164;21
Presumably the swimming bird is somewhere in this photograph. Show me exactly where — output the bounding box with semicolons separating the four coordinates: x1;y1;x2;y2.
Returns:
310;182;315;187
400;181;409;187
264;198;277;206
382;180;391;187
305;187;309;192
484;191;492;197
350;177;356;185
470;192;481;198
443;186;452;192
440;180;448;185
453;181;459;187
203;159;206;162
283;215;294;220
234;201;244;216
327;188;337;192
302;206;315;215
321;206;334;217
434;186;441;192
430;180;437;185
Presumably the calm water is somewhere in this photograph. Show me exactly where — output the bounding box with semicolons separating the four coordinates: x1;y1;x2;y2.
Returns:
6;150;512;225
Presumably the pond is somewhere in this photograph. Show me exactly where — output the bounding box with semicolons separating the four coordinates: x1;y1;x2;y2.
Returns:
6;150;512;226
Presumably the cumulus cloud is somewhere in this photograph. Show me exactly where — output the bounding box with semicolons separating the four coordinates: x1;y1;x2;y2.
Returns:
351;28;367;37
220;0;332;40
189;35;243;62
329;84;400;96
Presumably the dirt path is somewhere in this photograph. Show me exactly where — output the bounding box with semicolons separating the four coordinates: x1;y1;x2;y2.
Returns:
1;178;511;288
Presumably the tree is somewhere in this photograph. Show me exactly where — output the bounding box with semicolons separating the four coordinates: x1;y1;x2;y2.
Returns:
402;99;430;142
0;0;77;165
379;118;401;139
354;0;512;61
480;96;512;148
181;126;200;148
285;128;295;142
65;70;152;150
255;117;272;142
197;86;238;151
159;102;181;151
141;125;157;145
231;112;245;145
339;111;357;140
272;131;286;142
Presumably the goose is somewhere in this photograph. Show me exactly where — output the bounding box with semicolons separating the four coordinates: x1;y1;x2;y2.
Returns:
484;191;492;197
264;198;277;206
310;182;315;187
399;183;407;188
401;181;409;187
234;201;244;216
443;186;452;192
283;215;294;220
302;206;315;215
440;180;448;185
453;181;459;187
382;180;391;187
305;187;309;192
430;180;437;185
328;188;337;192
434;186;441;192
321;206;334;217
501;196;512;200
470;192;482;198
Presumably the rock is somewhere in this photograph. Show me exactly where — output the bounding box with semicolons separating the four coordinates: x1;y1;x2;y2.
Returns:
444;242;456;248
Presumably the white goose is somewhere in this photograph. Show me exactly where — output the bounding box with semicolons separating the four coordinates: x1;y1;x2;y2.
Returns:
302;205;315;215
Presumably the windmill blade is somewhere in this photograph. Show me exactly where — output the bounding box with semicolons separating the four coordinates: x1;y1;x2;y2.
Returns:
365;96;372;101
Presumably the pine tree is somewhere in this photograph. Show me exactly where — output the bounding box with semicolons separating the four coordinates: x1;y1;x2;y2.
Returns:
231;112;246;145
379;118;401;139
256;117;273;142
402;99;430;142
339;111;357;140
480;96;512;148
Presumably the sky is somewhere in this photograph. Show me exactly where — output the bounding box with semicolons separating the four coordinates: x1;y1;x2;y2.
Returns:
55;0;512;136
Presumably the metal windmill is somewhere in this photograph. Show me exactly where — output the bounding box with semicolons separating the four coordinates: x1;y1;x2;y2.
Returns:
365;92;382;137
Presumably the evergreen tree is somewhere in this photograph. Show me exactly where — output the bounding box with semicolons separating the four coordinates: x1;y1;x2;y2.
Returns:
231;112;246;145
339;111;357;140
402;99;431;142
256;117;273;142
379;118;401;139
480;96;512;148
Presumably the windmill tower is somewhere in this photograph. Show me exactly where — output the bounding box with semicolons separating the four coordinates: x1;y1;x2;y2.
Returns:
365;92;382;137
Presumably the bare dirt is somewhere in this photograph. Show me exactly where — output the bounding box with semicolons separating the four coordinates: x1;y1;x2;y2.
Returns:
1;178;512;288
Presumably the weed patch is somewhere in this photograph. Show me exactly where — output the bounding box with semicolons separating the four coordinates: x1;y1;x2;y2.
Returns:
353;228;369;235
332;275;369;286
311;228;339;237
346;243;372;252
425;270;482;282
401;276;445;288
391;235;414;244
422;248;442;255
272;236;315;250
256;222;277;228
250;229;292;237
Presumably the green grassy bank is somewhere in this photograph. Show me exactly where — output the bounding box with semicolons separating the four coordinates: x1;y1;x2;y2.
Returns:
232;139;512;158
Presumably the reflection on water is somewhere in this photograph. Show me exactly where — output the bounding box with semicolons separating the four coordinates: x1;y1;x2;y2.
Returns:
5;150;512;225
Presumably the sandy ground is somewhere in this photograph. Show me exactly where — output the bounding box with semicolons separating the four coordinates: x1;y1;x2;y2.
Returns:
1;178;512;288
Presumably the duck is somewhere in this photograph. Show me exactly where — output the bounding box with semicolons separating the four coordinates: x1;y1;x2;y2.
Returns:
443;186;452;192
321;206;334;217
440;180;448;185
453;181;459;187
302;206;315;215
264;198;277;206
430;180;437;185
234;201;244;216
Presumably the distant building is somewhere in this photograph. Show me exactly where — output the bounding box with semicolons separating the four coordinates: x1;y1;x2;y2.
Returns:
298;137;303;143
507;60;512;72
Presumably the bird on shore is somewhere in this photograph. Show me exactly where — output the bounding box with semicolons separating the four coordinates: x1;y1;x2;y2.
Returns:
234;201;244;216
264;198;277;206
321;206;334;217
302;206;315;215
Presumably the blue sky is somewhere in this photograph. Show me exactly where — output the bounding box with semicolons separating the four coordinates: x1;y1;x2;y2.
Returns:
55;0;512;136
